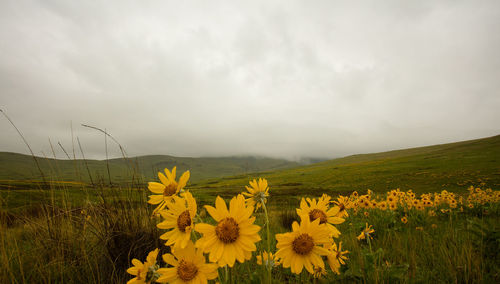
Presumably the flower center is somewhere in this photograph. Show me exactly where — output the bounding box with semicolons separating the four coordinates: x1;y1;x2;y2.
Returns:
215;217;239;243
177;260;198;281
163;183;177;196
253;191;267;203
338;203;345;212
177;210;192;232
292;233;314;255
308;209;327;224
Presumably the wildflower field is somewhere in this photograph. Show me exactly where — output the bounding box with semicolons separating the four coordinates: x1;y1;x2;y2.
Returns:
1;135;499;283
1;165;499;283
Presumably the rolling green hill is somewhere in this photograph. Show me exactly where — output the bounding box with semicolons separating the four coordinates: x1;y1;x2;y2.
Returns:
190;135;500;200
0;152;298;187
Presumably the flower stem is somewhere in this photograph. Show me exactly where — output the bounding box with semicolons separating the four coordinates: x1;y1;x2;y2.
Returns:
367;234;373;253
261;202;272;284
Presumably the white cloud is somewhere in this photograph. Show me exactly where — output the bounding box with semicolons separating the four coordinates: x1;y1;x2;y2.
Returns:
1;0;499;160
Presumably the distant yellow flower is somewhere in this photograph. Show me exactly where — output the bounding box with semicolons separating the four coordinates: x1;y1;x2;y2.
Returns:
389;202;397;211
431;224;438;229
195;195;261;267
389;190;398;198
275;216;331;274
364;211;369;217
242;178;269;211
326;241;349;275
361;199;371;209
377;201;388;211
401;216;408;224
296;194;344;237
387;195;396;204
416;226;424;231
126;248;159;284
147;167;190;214
357;223;375;241
157;192;197;248
256;251;280;267
156;241;218;283
332;195;350;217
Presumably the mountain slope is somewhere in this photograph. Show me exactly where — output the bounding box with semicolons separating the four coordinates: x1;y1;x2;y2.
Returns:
191;135;500;197
0;152;298;185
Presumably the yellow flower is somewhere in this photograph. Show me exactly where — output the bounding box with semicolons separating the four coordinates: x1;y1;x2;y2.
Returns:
416;226;424;231
326;241;349;275
377;201;388;211
401;216;408;224
387;195;396;204
195;195;261;267
156;241;218;283
157;192;197;248
361;199;371;209
147;167;190;214
332;195;350;217
364;211;369;217
389;202;397;211
242;178;269;211
126;248;159;284
313;266;327;279
275;216;332;274
357;223;375;240
296;194;344;237
256;251;280;267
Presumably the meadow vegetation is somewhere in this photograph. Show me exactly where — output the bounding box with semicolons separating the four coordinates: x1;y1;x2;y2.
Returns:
1;135;499;283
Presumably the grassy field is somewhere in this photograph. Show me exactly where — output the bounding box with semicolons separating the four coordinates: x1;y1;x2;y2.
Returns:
1;135;499;283
191;135;500;202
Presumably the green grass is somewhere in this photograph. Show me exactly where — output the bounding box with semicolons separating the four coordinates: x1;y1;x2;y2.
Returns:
191;134;500;198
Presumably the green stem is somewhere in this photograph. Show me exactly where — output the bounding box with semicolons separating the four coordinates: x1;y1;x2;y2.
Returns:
262;202;272;284
367;234;372;253
229;265;233;284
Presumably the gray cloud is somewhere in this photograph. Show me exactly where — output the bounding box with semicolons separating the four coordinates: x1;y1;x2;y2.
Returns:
1;0;499;160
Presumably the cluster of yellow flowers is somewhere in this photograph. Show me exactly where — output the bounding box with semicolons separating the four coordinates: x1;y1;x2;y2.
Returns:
126;167;351;283
276;194;349;275
334;186;500;215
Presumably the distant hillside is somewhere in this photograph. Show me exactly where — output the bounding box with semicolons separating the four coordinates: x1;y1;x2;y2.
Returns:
191;135;500;198
0;152;298;186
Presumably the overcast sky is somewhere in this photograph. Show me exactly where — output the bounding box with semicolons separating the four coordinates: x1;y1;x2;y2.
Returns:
1;0;499;161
